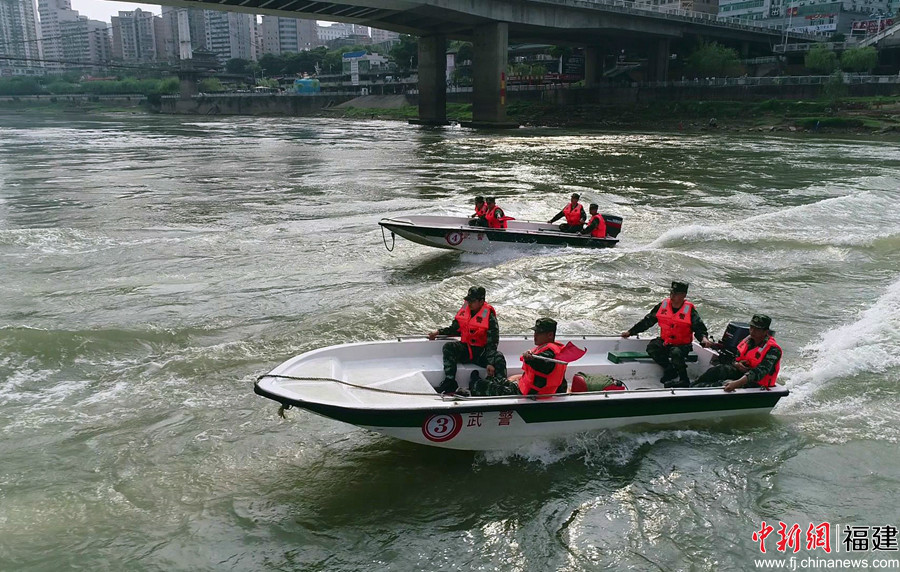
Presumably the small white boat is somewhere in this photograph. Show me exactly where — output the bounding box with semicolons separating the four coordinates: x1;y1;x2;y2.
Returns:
255;336;788;451
379;215;621;253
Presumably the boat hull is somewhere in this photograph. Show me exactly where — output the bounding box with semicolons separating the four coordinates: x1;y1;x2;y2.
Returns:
379;215;618;253
254;336;788;451
254;383;786;450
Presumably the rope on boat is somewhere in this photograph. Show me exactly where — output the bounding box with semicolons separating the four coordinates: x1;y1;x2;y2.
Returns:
381;226;395;252
258;373;440;396
256;373;749;401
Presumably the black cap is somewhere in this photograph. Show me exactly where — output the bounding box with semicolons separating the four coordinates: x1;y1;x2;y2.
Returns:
670;281;689;294
571;193;580;200
486;197;496;204
474;195;484;202
749;314;772;330
464;286;486;302
531;317;557;333
589;203;599;211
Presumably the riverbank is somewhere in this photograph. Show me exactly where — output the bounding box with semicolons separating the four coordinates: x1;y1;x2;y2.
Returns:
330;97;900;135
3;93;899;136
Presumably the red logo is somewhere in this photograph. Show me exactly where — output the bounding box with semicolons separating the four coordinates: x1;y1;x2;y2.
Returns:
422;413;463;442
445;231;465;246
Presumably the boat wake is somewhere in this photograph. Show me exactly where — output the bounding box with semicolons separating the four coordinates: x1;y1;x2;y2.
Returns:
784;273;900;403
642;190;900;251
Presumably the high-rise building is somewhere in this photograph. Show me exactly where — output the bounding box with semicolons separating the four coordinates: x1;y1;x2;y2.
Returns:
111;8;159;62
369;27;400;45
317;22;363;43
261;16;319;55
38;0;79;69
159;6;208;61
0;0;42;75
59;16;111;70
204;10;254;63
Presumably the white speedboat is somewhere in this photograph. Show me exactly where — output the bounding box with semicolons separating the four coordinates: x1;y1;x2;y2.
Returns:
379;215;621;253
255;335;788;451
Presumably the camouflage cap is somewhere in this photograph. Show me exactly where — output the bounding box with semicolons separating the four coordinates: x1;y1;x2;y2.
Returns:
464;286;486;301
749;314;772;330
531;317;557;333
670;281;689;294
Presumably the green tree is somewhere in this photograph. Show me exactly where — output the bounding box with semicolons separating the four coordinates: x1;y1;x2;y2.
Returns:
822;70;848;103
456;41;473;65
225;58;255;75
804;44;838;74
684;41;742;78
390;34;418;71
198;78;225;93
840;47;878;73
258;53;286;76
0;77;44;95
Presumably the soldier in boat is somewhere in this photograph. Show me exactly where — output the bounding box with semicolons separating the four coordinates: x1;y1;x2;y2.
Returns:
693;314;782;392
483;197;508;229
621;281;713;388
579;204;608;238
468;195;488;227
548;193;586;233
469;317;570;397
427;286;507;394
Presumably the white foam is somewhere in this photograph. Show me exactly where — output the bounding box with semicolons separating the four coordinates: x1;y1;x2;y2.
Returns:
643;190;900;250
785;275;900;401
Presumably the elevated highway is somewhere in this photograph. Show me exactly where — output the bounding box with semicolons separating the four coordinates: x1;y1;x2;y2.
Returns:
136;0;817;125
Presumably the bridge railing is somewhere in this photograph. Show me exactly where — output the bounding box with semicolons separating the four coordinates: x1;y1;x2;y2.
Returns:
539;0;821;39
643;74;900;87
773;41;860;53
858;20;900;47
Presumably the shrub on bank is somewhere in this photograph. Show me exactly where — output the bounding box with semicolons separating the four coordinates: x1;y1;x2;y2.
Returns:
795;116;864;129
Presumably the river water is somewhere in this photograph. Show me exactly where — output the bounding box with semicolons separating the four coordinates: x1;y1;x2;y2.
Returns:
1;112;899;571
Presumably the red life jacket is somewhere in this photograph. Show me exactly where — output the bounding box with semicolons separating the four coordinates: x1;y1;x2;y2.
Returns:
455;302;495;356
563;203;584;226
518;342;566;395
485;205;507;229
736;336;781;388
655;298;694;346
474;204;487;217
587;214;607;238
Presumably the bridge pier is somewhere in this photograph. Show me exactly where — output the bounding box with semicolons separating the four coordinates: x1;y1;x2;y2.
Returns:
411;34;449;126
647;38;671;83
584;46;602;88
464;22;518;128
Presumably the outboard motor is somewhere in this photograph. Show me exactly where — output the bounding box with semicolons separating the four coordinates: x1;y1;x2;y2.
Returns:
712;321;750;364
601;214;623;238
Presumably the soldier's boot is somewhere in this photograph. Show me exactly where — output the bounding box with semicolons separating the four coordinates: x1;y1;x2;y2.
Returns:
665;369;691;389
436;377;458;394
660;366;678;385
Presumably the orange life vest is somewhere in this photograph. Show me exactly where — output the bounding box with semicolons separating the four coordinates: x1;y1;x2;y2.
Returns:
518;342;566;395
656;298;694;346
455;302;495;356
736;336;781;388
485;205;507;229
563;203;584;226
587;214;607;238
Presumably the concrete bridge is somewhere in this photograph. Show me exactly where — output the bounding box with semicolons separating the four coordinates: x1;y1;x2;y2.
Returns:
137;0;814;126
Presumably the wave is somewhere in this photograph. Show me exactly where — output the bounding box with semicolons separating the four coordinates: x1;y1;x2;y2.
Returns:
786;274;900;399
644;191;900;250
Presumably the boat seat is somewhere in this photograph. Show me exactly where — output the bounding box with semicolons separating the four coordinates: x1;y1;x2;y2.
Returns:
607;351;698;364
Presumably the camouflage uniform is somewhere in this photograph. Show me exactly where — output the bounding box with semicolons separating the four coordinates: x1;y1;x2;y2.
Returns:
693;335;782;388
626;300;709;386
438;312;507;385
469;345;567;396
